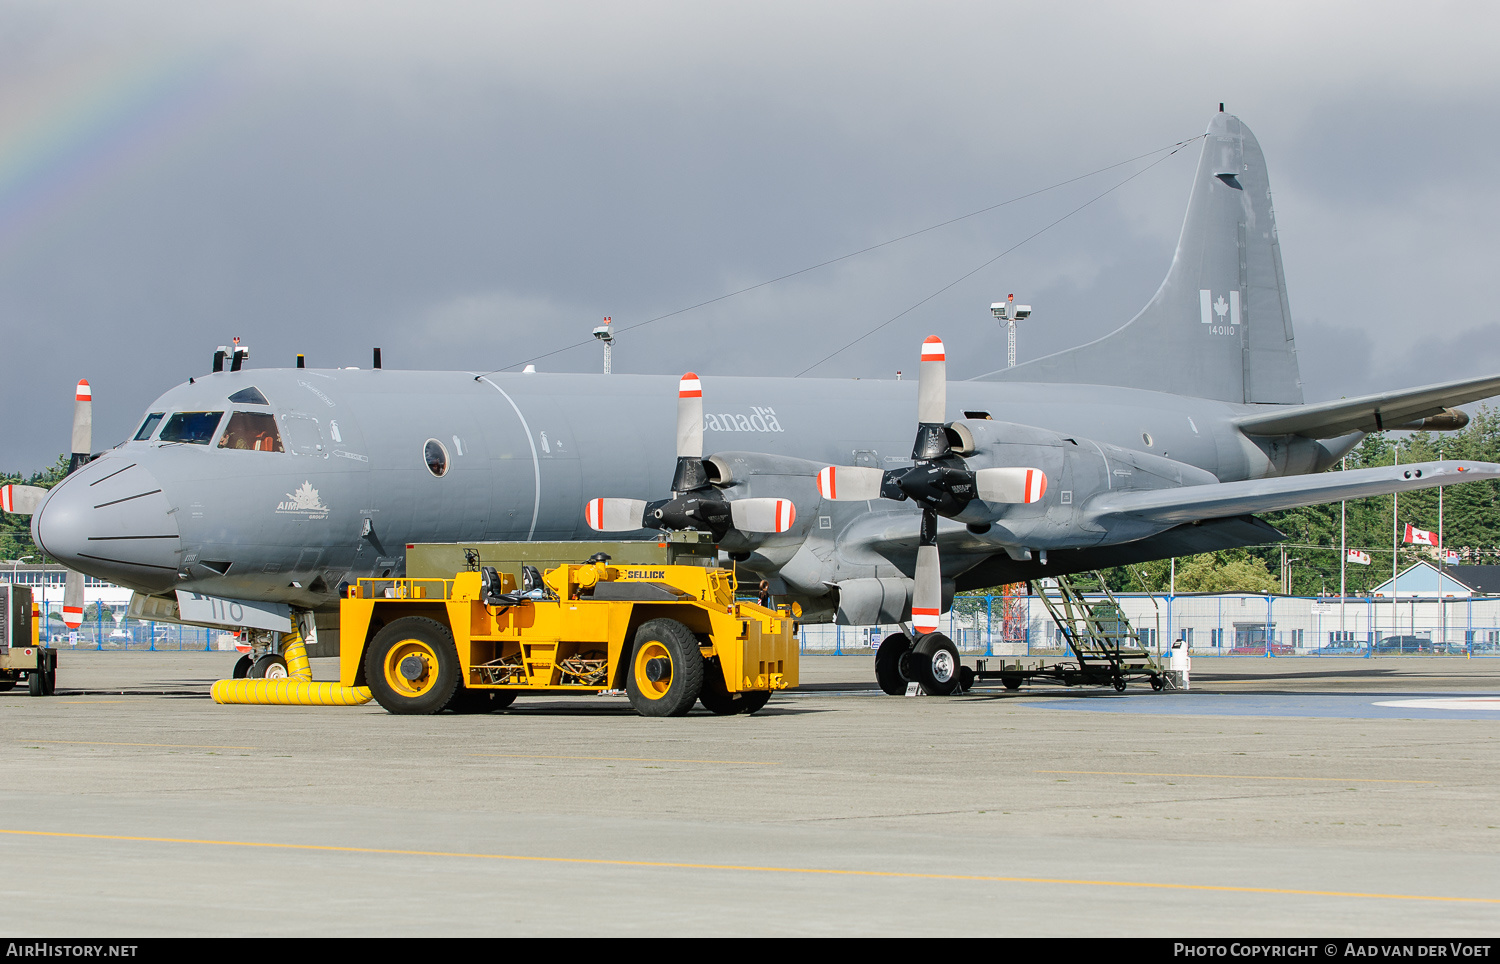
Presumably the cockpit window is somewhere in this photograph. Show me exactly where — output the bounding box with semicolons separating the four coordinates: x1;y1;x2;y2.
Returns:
217;412;284;452
134;413;165;441
228;387;270;405
159;411;224;445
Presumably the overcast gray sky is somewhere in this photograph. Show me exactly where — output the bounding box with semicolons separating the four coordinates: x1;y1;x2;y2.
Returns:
3;1;1498;470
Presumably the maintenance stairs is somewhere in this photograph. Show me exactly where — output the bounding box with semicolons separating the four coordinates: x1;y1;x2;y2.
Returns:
974;572;1166;692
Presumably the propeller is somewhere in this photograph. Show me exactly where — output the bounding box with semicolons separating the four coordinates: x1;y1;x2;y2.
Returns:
1;380;92;630
584;373;797;539
817;337;1046;634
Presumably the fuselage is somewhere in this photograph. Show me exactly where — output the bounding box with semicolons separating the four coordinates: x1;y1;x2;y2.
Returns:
32;366;1354;611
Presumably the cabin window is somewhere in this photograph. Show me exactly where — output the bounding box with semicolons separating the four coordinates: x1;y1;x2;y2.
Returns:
134;413;165;441
159;411;224;445
424;438;449;477
228;387;270;405
218;412;285;452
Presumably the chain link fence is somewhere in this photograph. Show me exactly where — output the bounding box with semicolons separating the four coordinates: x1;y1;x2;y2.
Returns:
34;600;230;652
794;593;1500;657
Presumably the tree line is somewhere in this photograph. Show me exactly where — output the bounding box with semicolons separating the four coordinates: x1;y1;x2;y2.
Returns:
978;407;1500;596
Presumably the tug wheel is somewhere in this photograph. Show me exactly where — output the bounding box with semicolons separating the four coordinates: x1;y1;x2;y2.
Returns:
626;619;703;717
365;617;461;715
446;687;517;713
699;659;772;715
874;633;913;695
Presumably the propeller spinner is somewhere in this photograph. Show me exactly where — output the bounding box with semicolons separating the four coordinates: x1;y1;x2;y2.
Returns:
584;373;796;539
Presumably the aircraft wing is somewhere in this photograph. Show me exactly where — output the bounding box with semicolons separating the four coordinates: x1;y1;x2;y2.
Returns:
1234;373;1500;438
1085;460;1500;526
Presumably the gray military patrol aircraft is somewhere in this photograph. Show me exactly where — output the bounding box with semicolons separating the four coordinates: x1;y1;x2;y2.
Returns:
28;110;1500;691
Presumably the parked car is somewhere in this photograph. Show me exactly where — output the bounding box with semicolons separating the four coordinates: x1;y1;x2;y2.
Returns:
1227;642;1293;656
1373;635;1434;654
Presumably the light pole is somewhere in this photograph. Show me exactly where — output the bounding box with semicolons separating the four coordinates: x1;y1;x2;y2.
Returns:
10;555;31;582
592;317;615;374
991;294;1032;369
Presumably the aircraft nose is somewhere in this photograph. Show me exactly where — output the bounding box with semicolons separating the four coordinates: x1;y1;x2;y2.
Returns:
33;458;181;595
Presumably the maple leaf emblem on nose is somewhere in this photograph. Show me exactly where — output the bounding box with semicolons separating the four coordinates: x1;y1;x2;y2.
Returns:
1213;295;1229;319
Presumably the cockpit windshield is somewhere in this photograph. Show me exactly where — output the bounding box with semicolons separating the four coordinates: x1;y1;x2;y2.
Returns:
133;413;165;441
228;387;270;405
159;411;224;445
217;412;285;452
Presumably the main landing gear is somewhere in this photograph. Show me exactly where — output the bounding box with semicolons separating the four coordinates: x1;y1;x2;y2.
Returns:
874;631;966;696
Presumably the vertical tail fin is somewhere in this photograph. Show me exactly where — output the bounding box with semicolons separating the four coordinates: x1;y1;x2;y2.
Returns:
986;112;1303;404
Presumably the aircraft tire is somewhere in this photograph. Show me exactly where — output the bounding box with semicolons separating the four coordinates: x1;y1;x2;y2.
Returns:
626;619;703;717
250;654;288;679
231;654;252;679
912;633;961;696
874;633;912;695
698;659;772;715
365;617;462;715
446;687;517;713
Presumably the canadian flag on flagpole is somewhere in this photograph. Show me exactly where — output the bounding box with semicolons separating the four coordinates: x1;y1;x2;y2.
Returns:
1347;549;1371;565
1444;548;1461;564
1404;524;1439;547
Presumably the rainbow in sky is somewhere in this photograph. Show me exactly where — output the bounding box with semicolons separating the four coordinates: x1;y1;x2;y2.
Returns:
0;46;237;256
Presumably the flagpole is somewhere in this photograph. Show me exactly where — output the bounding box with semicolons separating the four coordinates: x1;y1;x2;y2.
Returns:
1392;444;1399;638
1340;457;1347;637
1439;442;1446;649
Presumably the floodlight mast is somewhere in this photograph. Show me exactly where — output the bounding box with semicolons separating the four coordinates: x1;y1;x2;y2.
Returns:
990;294;1032;368
592;316;615;374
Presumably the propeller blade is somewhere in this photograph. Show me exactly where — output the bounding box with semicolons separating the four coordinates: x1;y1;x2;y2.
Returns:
975;467;1048;504
728;498;797;534
816;465;885;501
676;372;703;461
62;569;84;630
69;380;92;474
911;542;942;635
917;337;945;425
584;498;649;531
0;484;47;515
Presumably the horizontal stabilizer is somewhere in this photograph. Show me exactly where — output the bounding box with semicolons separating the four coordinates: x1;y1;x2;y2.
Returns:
1236;373;1500;438
1087;460;1500;526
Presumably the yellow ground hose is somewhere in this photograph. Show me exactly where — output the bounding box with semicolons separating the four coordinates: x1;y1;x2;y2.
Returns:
283;630;313;681
210;626;372;706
